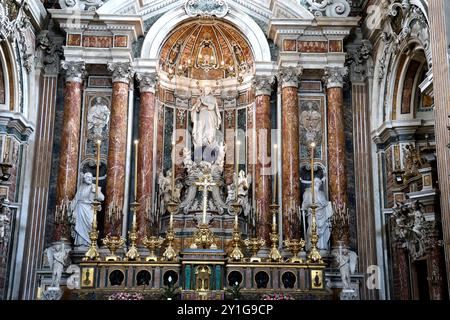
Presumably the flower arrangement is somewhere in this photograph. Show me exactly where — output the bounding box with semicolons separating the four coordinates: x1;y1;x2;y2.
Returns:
261;293;295;300
107;292;145;300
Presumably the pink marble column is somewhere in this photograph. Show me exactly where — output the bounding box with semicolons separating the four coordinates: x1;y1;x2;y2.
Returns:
323;66;349;246
55;61;85;241
253;76;274;242
136;73;157;241
104;62;133;236
279;67;302;240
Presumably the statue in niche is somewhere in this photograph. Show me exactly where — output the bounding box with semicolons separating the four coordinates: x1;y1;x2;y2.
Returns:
301;177;333;250
87;97;110;140
168;40;182;66
44;242;71;288
70;172;105;247
300;101;322;148
191;86;222;149
226;170;251;218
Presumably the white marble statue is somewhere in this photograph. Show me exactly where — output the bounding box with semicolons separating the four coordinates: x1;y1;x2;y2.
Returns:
70;172;105;247
226;170;251;217
301;177;333;250
87;97;110;139
0;198;11;241
333;246;358;290
158;170;182;215
191;86;222;149
45;242;71;288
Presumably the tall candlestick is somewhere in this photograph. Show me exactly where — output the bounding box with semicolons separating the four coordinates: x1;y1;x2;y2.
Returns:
310;142;316;203
171;138;176;200
235;139;240;200
134;140;139;202
169;211;173;229
95;140;101;199
273;144;278;204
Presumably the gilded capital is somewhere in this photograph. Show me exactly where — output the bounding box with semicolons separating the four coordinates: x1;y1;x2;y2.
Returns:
136;72;158;94
60;60;86;83
253;75;275;96
277;66;303;89
107;62;135;84
323;66;348;88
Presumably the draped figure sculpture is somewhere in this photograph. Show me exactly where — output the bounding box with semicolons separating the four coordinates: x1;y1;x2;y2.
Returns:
191;86;222;149
70;172;105;247
301;177;333;250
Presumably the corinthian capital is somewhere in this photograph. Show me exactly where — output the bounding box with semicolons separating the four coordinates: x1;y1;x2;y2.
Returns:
60;60;86;83
136;72;158;93
277;66;303;88
253;75;275;96
107;62;135;84
323;66;348;88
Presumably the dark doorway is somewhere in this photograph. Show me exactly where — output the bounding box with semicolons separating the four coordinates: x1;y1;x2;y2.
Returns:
413;260;430;300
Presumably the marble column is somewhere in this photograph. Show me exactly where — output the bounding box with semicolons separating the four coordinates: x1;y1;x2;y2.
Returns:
279;67;302;240
253;76;274;242
428;0;450;294
54;61;85;241
136;73;157;241
323;66;349;246
104;62;134;235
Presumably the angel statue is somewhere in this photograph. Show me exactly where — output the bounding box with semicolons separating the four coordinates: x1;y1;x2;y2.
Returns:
301;177;333;250
44;242;71;288
70;172;105;247
158;170;182;216
227;170;251;217
332;246;358;290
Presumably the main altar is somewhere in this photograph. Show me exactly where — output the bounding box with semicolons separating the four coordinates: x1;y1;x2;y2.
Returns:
35;0;362;301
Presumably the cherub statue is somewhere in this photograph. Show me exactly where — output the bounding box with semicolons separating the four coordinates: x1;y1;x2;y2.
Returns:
45;242;71;288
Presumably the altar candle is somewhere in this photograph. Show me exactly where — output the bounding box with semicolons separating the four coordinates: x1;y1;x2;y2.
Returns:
273;144;278;204
235;140;240;199
169;211;173;229
310;142;316;204
235;210;238;227
171;138;176;199
95;140;101;199
134;140;139;202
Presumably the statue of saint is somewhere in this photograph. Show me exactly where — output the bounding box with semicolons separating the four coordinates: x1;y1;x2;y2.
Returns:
301;177;333;250
191;87;222;149
332;246;358;290
70;172;105;247
87;97;110;139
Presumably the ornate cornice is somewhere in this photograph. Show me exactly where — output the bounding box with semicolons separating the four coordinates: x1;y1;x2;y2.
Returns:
253;75;275;96
136;72;158;93
107;62;134;84
277;66;303;89
60;60;86;83
323;66;348;89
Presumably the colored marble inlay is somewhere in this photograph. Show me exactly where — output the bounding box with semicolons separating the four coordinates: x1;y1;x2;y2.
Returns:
114;35;128;48
83;36;113;48
67;34;82;46
328;40;343;52
298;41;328;53
283;39;297;52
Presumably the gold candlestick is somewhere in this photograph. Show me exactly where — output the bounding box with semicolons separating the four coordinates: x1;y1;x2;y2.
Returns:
83;200;101;261
268;203;282;262
134;140;139;201
228;202;244;261
307;142;322;263
163;202;179;261
125;201;140;261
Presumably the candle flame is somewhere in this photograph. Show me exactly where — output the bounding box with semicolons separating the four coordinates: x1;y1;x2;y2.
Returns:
310;142;316;148
134;139;139;145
